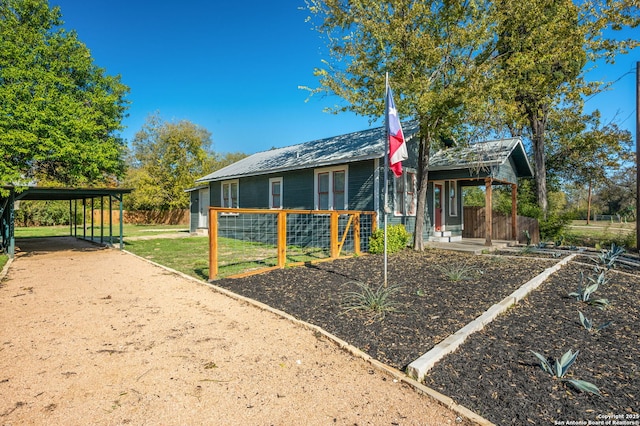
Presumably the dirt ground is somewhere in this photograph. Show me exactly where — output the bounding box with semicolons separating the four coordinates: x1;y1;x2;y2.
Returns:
0;237;474;426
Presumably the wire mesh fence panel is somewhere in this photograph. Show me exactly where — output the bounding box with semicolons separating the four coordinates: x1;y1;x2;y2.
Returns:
216;212;279;278
209;209;377;279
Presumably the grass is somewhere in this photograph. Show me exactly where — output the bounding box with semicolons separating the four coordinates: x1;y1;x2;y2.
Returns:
15;224;189;239
124;235;336;280
565;220;636;250
0;254;8;271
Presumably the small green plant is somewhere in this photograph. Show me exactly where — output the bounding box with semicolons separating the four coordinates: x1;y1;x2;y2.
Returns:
435;260;478;282
341;281;403;321
593;243;625;271
578;311;611;333
368;224;410;254
522;229;532;246
530;349;601;395
568;271;609;309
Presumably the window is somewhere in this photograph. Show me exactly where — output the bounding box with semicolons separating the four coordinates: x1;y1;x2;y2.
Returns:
221;180;239;208
314;166;348;210
269;177;283;209
394;170;417;216
448;180;458;217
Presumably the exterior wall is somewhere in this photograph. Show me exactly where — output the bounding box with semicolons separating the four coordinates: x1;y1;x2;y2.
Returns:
207;160;376;211
189;191;199;232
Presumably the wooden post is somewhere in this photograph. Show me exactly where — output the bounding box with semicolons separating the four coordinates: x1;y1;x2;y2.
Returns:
330;211;339;258
353;213;361;255
277;210;287;268
511;184;517;242
485;178;493;246
208;208;218;280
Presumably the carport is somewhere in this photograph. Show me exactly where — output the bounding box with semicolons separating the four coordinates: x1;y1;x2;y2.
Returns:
1;186;132;257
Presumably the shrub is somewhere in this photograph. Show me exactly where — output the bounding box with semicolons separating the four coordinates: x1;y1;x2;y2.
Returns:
539;212;571;241
368;224;410;254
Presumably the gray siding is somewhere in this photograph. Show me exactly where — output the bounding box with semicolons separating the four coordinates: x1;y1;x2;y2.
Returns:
189;191;199;232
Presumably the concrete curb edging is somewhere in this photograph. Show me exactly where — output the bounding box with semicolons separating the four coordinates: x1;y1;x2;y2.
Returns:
122;249;493;425
0;256;14;282
406;253;577;382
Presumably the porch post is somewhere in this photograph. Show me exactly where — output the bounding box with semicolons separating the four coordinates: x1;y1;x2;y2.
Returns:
511;184;518;242
485;177;492;246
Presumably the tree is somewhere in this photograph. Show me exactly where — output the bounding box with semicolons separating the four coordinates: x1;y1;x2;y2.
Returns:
486;0;639;216
546;110;633;223
124;114;244;211
0;0;130;187
305;0;494;249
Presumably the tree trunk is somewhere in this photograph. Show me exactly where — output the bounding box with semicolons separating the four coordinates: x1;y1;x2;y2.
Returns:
586;180;592;225
528;108;548;217
413;131;430;251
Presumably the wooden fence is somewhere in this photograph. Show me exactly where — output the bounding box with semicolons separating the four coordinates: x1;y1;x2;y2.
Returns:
463;206;539;244
91;209;189;225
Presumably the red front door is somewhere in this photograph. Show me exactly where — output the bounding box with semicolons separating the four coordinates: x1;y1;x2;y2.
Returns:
434;183;443;231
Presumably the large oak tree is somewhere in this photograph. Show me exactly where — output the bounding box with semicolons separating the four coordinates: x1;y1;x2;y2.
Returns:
305;0;495;249
0;0;129;187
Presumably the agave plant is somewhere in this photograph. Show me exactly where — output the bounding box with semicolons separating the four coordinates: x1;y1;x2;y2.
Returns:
530;349;601;395
578;311;612;333
568;271;609;309
594;243;626;271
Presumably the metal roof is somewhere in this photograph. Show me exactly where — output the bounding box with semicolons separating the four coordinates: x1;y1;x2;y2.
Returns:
196;121;420;183
429;138;534;178
195;122;533;183
9;186;132;201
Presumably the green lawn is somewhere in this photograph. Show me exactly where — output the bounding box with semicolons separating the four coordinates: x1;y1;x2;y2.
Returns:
15;224;189;239
0;254;8;271
565;220;636;250
125;236;334;280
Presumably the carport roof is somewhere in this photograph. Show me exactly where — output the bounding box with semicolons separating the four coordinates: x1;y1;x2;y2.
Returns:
5;186;132;201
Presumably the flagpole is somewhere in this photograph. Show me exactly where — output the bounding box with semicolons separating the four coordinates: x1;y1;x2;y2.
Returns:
383;72;390;287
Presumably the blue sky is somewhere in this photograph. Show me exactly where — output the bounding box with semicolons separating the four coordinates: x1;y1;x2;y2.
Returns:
52;0;638;156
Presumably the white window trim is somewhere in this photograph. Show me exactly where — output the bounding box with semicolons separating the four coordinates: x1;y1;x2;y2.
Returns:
220;179;239;211
269;177;283;209
448;180;458;217
314;165;348;210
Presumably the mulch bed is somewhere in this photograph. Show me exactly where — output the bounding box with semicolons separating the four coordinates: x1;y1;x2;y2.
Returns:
214;250;555;370
424;261;639;425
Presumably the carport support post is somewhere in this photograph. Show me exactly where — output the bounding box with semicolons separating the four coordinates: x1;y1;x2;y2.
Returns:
69;200;72;236
82;198;86;240
119;195;124;250
109;196;113;245
100;196;104;244
485;178;493;246
511;184;517;242
91;197;94;241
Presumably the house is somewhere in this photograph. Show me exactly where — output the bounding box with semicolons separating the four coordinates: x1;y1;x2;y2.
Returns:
189;122;533;244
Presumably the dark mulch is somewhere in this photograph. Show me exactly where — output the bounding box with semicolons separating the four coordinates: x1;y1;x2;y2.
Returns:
424;262;640;425
214;250;554;370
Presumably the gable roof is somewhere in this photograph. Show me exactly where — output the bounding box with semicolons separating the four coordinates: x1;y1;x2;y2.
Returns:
196;122;533;183
196;121;420;183
430;138;534;178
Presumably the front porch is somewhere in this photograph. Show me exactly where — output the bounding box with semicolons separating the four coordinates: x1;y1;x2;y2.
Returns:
426;237;518;254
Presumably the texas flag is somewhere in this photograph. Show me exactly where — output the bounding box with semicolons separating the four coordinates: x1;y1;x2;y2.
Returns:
386;85;408;177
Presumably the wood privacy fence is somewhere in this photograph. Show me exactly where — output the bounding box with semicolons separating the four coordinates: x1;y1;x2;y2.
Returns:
208;208;377;280
463;206;539;244
91;209;189;225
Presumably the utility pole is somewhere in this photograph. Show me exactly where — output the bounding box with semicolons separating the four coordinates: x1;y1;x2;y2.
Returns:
636;61;639;254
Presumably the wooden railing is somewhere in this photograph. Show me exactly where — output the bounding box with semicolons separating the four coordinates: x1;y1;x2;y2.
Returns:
463;206;539;244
